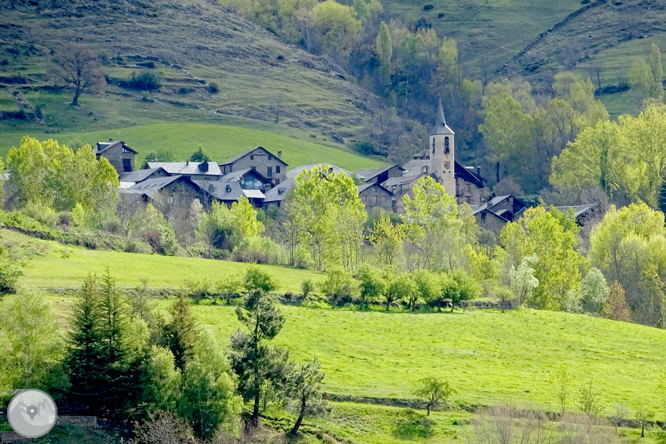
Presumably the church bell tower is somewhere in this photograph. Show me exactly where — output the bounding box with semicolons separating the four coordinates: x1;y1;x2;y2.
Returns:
430;99;456;197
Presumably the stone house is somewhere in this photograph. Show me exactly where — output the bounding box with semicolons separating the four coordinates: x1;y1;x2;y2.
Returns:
358;183;393;212
119;175;212;217
119;167;171;188
95;139;137;175
219;147;288;187
356;165;404;184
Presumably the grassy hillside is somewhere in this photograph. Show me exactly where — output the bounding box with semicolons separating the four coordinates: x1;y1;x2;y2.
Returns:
0;0;388;143
11;231;666;414
6;230;323;291
0;123;386;171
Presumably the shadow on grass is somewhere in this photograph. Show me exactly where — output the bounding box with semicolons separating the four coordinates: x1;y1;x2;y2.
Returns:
392;408;436;440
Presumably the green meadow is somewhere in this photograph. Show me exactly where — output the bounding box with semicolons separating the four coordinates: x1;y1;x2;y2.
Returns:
0;122;385;172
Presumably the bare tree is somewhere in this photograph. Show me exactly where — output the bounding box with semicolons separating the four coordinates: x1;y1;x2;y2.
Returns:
49;43;105;106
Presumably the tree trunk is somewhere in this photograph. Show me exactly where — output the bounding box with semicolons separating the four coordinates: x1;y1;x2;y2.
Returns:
251;390;260;427
427;404;431;416
386;299;391;311
290;397;306;435
71;87;82;106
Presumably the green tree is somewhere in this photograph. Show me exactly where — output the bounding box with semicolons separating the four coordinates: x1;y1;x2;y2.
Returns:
548;364;573;414
161;294;200;372
355;264;386;308
375;22;393;86
289;165;366;271
411;269;440;311
401;176;460;270
178;333;242;440
650;43;664;102
369;211;404;266
190;146;211;162
288;357;328;435
602;281;632;322
229;288;290;427
384;273;416;311
142;345;182;413
321;267;359;307
449;269;482;309
575;378;606;418
310;0;362;57
630;57;651;89
0;291;64;395
0;245;23;295
242;265;278;294
500;207;584;310
509;255;539;306
412;376;454;415
580;267;610;315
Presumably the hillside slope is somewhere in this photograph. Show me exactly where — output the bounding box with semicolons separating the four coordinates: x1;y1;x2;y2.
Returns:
0;0;387;142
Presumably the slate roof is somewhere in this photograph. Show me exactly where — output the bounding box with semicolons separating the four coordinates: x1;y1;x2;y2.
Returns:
286;164;350;179
219;147;288;167
431;99;455;136
554;204;597;218
263;177;295;204
357;182;392;194
95;140;137;154
356;165;403;181
469;203;509;221
194;180;266;202
219;168;270;183
455;163;484;188
146;161;222;177
120;175;193;199
119;167;170;183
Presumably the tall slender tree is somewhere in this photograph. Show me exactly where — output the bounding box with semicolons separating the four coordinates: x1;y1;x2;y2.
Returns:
650;43;664;102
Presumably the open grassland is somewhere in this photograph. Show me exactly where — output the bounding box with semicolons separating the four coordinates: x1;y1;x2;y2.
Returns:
6;230;323;291
11;230;666;415
183;303;666;415
0;122;385;171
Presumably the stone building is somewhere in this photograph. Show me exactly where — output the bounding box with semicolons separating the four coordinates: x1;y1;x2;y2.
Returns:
146;161;223;181
358;183;393;212
219;147;288;187
95;139;137;175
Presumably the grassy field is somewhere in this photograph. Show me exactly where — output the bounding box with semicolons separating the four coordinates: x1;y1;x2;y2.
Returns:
0;122;386;171
6;230;323;291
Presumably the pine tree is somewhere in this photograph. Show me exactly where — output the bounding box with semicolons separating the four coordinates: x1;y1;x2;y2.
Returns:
65;274;107;414
161;294;200;372
288;357;328;435
602;281;632;322
228;282;290;427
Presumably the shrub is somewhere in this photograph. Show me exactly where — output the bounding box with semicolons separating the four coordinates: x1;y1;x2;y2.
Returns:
0;252;22;295
301;279;315;298
423;4;434;10
22;201;59;228
125;238;152;254
293;244;314;269
232;237;287;265
185;276;214;304
125;69;161;91
207;82;219;94
320;268;358;307
178;87;195;94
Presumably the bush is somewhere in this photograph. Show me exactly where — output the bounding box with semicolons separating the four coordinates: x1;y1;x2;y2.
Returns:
125;69;161;91
0;253;23;295
22;201;59;228
207;82;219;94
178;87;195;94
125;238;153;254
301;279;315;298
321;268;358;307
232;237;287;265
423;4;434;10
185;276;215;304
293;244;314;269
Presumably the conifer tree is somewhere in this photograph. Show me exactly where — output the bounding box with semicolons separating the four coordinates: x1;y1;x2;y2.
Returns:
288;357;328;435
65;274;107;414
161;294;200;372
229;272;290;427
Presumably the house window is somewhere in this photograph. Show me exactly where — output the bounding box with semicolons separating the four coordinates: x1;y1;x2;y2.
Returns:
268;155;272;160
432;139;435;155
276;166;281;174
267;166;273;177
168;195;174;204
122;147;131;154
275;179;280;185
444;137;450;154
250;155;254;160
123;158;132;172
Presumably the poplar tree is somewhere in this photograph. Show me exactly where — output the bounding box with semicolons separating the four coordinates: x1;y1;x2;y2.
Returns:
375;22;392;86
650;43;664;102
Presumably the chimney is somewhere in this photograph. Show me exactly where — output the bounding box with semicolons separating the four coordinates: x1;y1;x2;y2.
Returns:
278;151;282;160
199;162;209;172
109;138;113;142
477;166;481;177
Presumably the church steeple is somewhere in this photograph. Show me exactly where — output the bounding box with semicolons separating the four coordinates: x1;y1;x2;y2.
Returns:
430;98;454;136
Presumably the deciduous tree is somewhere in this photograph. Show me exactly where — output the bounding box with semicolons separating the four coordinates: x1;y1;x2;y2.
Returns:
413;376;454;415
49;43;105;106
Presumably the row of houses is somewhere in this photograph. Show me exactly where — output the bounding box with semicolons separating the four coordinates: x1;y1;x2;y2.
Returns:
96;102;596;235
